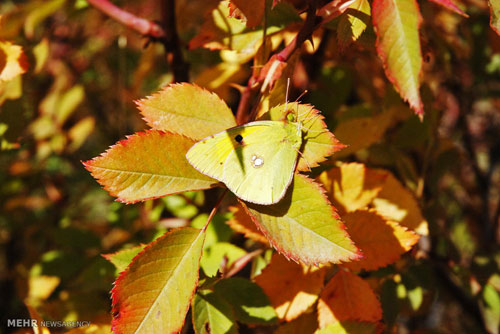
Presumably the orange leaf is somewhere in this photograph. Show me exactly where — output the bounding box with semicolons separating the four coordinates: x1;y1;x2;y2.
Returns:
84;130;217;204
229;0;266;27
372;171;428;235
255;253;325;321
318;163;388;214
0;41;28;82
317;270;382;327
227;205;268;244
341;210;419;272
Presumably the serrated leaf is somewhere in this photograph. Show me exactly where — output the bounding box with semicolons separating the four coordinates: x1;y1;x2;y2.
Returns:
318;163;388;214
200;242;247;277
111;227;205;334
192;290;238;334
84;130;218;204
314;321;380;334
213;277;278;325
317;270;382;327
255;253;325;321
227;205;268;244
102;244;146;273
428;0;468;17
372;171;428;235
243;174;360;265
137;84;236;141
337;0;371;49
373;0;424;115
0;41;27;82
341;210;419;272
266;103;345;171
489;0;500;35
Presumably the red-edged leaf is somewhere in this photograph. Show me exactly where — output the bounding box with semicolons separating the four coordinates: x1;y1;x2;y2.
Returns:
489;0;500;35
317;270;382;327
112;227;205;334
427;0;468;17
267;103;345;171
84;130;218;204
136;83;236;141
372;0;424;116
341;210;420;272
242;174;361;266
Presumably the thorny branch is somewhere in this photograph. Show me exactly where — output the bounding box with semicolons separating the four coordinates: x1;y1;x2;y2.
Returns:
87;0;189;82
235;0;353;124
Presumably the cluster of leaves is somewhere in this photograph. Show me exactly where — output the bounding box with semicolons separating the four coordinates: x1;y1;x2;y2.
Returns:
1;0;500;334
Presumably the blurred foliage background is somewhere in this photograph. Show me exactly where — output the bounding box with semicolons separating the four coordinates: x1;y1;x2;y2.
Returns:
0;0;499;333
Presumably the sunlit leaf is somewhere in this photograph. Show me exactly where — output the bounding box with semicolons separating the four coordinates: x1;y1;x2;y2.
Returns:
24;0;66;38
243;174;361;265
372;0;424;115
137;83;236;141
372;171;428;235
341;210;420;272
68;116;95;151
213;277;278;325
317;270;382;327
200;242;246;277
318;163;388;214
0;41;27;82
33;37;49;73
337;0;371;49
255;253;325;321
267;103;345;171
227;205;268;244
84;130;218;204
28;275;60;302
195;62;250;102
102;244;146;273
192;290;238;334
111;227;205;334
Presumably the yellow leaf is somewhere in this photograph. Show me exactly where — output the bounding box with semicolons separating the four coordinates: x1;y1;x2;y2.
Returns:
318;163;388;214
28;275;60;302
372;171;429;235
195;62;249;102
0;41;27;82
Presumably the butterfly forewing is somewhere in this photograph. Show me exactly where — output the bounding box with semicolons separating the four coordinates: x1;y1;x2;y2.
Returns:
186;120;302;205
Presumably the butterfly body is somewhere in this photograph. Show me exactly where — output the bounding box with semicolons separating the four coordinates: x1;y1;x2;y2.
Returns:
186;120;302;205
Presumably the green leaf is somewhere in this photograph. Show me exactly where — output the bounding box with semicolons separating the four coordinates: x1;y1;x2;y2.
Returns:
489;0;500;35
137;83;236;141
200;242;247;277
213;277;278;325
192;290;238;334
372;0;424;115
102;244;146;273
111;227;205;334
314;321;379;334
84;130;218;204
243;174;360;266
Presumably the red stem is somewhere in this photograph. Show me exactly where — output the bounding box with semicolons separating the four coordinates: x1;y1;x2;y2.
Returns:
87;0;165;38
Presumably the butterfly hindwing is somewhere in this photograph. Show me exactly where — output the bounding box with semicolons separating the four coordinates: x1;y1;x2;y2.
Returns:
186;120;302;205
